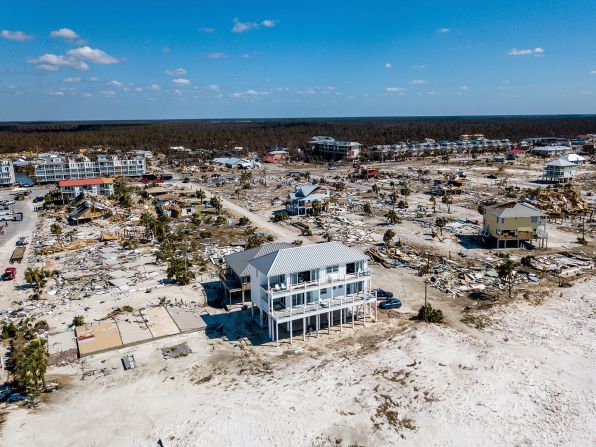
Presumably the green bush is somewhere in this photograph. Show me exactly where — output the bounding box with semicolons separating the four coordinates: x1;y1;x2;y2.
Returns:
417;304;444;323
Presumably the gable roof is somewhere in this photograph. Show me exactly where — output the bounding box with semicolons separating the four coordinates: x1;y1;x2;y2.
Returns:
547;158;576;167
249;241;368;276
487;202;544;219
561;154;586;162
224;243;294;278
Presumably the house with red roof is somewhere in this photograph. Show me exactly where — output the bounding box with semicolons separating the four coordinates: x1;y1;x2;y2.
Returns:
58;178;115;199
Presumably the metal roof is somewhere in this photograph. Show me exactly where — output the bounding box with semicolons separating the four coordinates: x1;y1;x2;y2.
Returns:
249;241;368;277
487;202;544;218
546;158;576;167
224;243;294;278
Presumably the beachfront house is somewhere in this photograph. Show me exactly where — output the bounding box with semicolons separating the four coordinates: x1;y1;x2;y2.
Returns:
58;178;115;199
481;202;548;248
543;158;577;183
285;184;330;216
248;242;375;345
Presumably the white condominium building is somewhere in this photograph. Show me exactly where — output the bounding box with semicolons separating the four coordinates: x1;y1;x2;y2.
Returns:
248;241;376;345
34;154;146;183
0;160;16;186
309;136;362;160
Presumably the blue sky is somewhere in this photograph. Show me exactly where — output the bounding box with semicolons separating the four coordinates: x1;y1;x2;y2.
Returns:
1;0;595;120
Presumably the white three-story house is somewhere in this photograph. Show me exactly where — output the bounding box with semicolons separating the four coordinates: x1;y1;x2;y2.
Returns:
248;242;375;345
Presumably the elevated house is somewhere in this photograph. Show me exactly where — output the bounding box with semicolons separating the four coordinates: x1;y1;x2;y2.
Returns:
481;202;548;248
247;242;375;345
543;158;577;183
285;184;330;216
220;243;294;304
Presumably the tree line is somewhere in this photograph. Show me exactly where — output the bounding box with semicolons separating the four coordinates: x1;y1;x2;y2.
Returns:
1;115;595;154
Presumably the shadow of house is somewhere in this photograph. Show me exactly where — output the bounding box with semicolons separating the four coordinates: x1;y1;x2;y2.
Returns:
204;308;269;346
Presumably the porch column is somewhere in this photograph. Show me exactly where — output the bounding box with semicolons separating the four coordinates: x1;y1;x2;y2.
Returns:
340;308;343;331
290;320;293;345
316;314;319;338
352;306;355;329
328;311;331;335
303;317;306;341
275;321;279;347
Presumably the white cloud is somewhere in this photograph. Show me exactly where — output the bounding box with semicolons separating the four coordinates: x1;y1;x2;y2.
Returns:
108;80;124;88
384;63;392;69
208;52;227;59
199;27;215;33
28;53;89;71
29;46;121;72
508;47;544;56
50;28;80;40
134;87;143;92
48;91;65;96
148;84;161;91
459;86;469;91
88;76;100;82
1;30;34;41
579;91;591;95
261;19;278;28
62;77;81;83
590;70;596;74
240;53;252;59
83;93;93;98
173;89;182;96
208;84;220;91
100;90;116;98
437;28;450;33
427;91;438;95
172;78;191;86
232;18;260;33
412;64;428;69
162;47;172;54
385;87;406;93
232;18;277;33
67;46;120;64
166;68;187;76
231;89;268;98
410;79;428;85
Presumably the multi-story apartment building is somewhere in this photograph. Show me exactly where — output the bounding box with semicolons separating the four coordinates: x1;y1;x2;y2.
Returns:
309;136;362;160
58;178;115;199
34;154;146;183
248;242;375;345
0;160;16;186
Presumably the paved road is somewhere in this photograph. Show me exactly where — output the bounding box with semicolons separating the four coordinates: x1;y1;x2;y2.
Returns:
0;187;47;309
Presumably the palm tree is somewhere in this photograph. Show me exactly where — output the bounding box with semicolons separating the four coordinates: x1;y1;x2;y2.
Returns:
497;256;517;298
311;199;322;216
15;338;49;395
362;202;373;216
430;196;437;213
24;267;57;293
195;189;206;201
210;195;223;213
435;217;448;235
50;223;62;243
389;191;399;211
139;212;155;238
387;210;399;224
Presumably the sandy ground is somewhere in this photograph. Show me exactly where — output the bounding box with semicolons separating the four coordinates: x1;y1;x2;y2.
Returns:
2;276;594;447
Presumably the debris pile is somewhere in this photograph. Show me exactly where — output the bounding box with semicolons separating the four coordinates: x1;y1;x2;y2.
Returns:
528;188;589;217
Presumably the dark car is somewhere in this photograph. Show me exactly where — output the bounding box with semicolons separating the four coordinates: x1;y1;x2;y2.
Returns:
378;298;402;310
374;288;394;299
33;196;45;203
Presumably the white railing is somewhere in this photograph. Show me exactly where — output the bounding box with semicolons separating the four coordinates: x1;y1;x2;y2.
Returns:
270;292;375;321
265;270;371;295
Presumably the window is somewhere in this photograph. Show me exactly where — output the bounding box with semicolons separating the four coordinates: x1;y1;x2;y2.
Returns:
326;265;339;273
531;216;538;223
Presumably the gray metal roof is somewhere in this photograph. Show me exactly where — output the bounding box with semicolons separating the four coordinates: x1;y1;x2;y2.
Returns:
224;243;293;278
546;158;576;167
487;202;544;218
249;241;368;276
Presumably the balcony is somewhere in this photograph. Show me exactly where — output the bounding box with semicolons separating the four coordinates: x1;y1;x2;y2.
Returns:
264;270;371;295
269;292;376;322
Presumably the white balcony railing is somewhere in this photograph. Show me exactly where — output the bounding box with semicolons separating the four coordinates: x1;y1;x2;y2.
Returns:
264;270;371;295
269;292;375;321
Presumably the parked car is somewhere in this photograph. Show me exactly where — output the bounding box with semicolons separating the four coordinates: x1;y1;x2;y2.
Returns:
16;236;29;246
374;288;394;299
378;298;402;310
33;196;45;203
23;190;32;196
0;199;15;206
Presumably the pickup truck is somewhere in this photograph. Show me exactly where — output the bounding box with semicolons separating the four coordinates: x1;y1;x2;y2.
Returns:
16;236;29;246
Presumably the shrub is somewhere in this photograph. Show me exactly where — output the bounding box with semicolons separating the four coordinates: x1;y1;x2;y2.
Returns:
417;304;444;323
122;305;134;312
72;316;85;327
